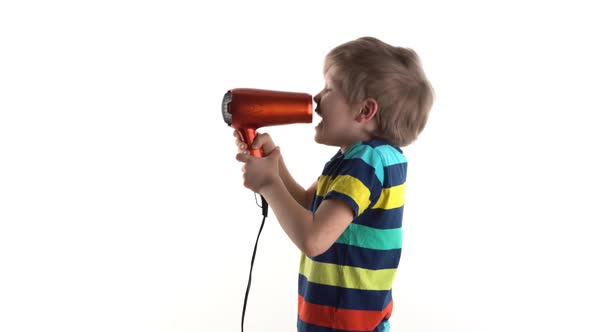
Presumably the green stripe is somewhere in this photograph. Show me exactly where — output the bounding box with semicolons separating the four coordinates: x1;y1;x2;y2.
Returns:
336;224;402;250
383;320;390;332
300;255;396;290
375;144;406;166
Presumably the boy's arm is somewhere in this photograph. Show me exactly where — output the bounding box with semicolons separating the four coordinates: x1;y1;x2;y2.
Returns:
304;181;318;209
278;153;317;208
260;179;352;257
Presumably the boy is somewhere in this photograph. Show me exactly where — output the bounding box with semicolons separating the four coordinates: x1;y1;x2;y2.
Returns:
235;36;434;332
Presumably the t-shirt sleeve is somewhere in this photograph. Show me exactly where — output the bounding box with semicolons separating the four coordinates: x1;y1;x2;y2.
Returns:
323;146;383;217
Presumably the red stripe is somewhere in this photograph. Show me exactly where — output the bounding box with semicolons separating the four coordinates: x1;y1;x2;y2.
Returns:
298;295;393;331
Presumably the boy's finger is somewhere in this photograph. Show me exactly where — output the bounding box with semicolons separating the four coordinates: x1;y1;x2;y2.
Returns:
235;152;250;163
251;133;265;147
235;138;245;148
252;135;274;150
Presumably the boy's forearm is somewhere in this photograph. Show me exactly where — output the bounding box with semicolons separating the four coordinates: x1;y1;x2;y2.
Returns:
260;180;314;255
277;156;308;207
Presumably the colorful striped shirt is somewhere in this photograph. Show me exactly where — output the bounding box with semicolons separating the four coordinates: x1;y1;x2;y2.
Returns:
298;138;407;332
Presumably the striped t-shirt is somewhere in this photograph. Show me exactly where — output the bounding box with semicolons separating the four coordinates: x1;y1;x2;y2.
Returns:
298;138;407;332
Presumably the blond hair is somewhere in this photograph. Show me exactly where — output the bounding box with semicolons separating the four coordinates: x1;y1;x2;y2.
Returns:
324;37;434;147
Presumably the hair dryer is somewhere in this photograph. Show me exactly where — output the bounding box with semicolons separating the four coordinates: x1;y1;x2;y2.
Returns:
222;88;312;331
221;88;313;157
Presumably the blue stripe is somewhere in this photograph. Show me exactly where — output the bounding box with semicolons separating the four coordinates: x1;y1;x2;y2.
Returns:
344;144;385;184
354;206;404;229
311;195;405;229
311;242;402;270
310;194;319;211
298;274;392;311
382;163;407;188
297;319;391;332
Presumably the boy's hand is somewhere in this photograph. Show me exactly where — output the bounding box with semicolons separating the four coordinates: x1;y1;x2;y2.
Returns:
233;130;276;157
236;146;282;193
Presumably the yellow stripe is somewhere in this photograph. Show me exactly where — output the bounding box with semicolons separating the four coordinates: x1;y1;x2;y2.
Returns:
299;255;396;291
317;175;371;214
373;183;405;210
316;175;332;197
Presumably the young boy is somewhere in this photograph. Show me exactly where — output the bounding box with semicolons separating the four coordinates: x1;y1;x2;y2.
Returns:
235;36;434;332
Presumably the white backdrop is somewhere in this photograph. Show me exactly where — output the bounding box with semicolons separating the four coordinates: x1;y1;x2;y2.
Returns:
1;1;589;331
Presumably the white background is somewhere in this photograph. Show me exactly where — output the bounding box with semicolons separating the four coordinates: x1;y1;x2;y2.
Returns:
1;1;589;331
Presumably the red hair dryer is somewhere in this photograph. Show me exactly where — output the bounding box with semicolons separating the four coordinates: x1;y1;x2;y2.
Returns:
222;88;313;332
221;88;313;157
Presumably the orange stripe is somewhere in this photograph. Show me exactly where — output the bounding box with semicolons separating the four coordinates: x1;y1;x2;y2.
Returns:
298;295;393;331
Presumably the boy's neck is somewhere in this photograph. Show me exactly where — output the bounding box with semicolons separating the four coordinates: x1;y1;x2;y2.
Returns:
340;120;378;153
340;133;375;154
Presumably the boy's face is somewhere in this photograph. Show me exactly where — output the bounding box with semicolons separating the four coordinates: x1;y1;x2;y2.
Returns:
313;66;359;150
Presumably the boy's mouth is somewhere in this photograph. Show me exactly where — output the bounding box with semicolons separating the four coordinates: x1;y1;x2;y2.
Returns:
314;107;323;129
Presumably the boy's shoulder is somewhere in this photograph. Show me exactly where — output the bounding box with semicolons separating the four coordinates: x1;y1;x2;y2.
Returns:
340;139;407;186
345;138;406;166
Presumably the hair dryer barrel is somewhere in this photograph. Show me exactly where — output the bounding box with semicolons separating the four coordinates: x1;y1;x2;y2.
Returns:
222;88;313;157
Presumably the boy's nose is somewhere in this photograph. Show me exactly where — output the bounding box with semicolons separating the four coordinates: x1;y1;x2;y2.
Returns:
313;93;321;104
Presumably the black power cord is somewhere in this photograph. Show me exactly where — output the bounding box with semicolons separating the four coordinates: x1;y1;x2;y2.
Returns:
241;195;268;332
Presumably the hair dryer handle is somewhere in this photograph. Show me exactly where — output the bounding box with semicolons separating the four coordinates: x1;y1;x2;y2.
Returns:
238;128;263;158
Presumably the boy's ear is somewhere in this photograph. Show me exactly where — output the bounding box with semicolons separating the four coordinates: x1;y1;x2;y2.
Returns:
356;98;378;123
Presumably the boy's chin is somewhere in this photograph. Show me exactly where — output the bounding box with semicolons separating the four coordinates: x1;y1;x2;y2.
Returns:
314;134;335;147
314;133;324;144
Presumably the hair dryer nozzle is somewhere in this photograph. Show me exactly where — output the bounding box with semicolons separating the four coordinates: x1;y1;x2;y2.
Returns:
221;91;233;126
